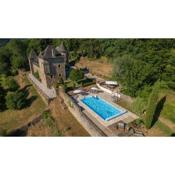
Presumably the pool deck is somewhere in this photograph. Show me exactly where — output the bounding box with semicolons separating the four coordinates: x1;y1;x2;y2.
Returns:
76;91;138;128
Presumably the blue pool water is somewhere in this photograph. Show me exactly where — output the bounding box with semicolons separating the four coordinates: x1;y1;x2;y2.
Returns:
81;96;126;121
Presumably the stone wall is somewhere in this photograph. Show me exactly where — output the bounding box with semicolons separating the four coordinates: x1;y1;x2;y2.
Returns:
33;63;40;73
56;63;66;80
28;74;52;105
58;87;106;136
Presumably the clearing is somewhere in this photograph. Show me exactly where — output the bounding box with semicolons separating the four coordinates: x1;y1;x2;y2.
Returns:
75;57;113;79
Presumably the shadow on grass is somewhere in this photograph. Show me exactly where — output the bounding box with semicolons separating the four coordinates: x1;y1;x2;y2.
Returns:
18;85;37;109
7;128;28;136
152;96;166;126
18;84;32;92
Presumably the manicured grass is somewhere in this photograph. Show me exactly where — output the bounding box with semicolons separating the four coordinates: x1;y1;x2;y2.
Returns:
154;121;173;136
161;103;175;123
160;89;175;123
116;99;133;112
0;74;46;133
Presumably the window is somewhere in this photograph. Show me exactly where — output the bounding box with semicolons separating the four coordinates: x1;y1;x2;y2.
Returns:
44;63;50;74
59;73;61;77
58;64;61;68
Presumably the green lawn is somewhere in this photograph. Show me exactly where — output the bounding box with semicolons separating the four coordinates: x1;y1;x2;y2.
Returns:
0;74;46;134
154;121;173;136
160;89;175;123
116;88;175;136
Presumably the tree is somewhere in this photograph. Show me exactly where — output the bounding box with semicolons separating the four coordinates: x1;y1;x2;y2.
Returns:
1;76;19;91
7;39;27;57
27;39;53;54
113;55;152;97
5;91;27;110
69;69;84;82
15;91;28;109
0;86;5;111
0;47;11;75
11;55;25;71
145;81;160;129
5;92;16;109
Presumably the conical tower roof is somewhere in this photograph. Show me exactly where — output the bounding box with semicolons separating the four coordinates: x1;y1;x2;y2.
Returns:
42;45;59;59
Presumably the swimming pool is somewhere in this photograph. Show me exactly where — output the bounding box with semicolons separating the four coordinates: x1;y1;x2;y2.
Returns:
81;96;126;121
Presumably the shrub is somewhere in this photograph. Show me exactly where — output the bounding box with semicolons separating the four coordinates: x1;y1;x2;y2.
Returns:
42;111;54;127
5;92;16;109
135;118;144;126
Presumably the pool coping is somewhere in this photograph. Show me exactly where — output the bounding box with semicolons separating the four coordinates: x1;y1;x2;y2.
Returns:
77;93;138;127
81;95;127;121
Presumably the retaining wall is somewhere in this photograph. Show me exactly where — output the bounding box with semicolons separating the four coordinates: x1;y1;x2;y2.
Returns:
58;87;105;136
28;74;52;105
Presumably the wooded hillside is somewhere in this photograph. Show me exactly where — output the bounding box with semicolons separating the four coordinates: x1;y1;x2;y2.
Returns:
0;39;175;98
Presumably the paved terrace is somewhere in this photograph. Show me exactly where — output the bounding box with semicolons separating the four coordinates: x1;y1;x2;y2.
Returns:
75;91;138;131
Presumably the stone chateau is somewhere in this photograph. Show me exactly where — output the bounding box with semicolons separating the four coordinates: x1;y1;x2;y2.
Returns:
28;43;68;88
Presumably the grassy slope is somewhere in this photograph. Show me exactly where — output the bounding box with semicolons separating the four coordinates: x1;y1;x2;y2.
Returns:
0;73;46;133
75;57;113;79
160;89;175;123
27;111;62;136
146;89;175;136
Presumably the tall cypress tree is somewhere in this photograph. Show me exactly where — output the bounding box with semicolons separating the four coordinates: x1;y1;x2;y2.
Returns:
145;81;160;129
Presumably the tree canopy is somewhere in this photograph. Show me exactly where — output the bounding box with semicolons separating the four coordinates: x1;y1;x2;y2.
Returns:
69;69;84;82
5;90;28;110
0;38;175;97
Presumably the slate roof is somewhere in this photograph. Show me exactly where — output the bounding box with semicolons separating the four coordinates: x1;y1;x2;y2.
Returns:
29;44;67;62
41;45;60;59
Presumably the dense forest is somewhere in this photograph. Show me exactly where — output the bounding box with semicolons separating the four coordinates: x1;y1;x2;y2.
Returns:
0;39;175;98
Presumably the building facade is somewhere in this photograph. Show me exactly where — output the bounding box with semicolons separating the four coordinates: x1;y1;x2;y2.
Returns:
28;43;68;88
